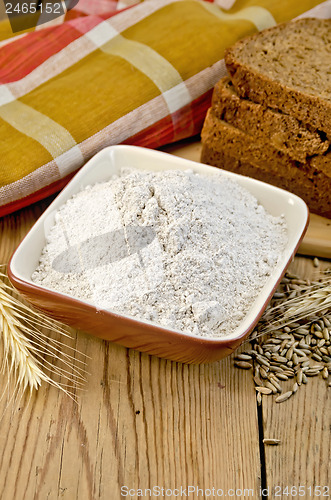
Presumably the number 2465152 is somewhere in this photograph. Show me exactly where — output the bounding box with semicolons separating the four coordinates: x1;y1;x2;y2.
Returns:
274;486;329;497
6;3;62;14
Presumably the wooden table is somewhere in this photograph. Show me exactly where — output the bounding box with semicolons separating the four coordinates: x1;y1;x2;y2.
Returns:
0;145;330;500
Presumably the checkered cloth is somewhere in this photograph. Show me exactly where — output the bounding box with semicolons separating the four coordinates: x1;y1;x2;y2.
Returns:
0;0;329;216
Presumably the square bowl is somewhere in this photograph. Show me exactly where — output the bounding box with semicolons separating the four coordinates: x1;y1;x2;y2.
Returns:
8;145;309;364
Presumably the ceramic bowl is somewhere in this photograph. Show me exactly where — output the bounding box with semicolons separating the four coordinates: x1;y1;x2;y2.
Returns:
8;145;309;363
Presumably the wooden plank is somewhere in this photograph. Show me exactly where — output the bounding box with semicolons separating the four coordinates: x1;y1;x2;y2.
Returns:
261;257;331;497
262;378;330;498
299;215;331;260
162;139;331;259
0;203;261;499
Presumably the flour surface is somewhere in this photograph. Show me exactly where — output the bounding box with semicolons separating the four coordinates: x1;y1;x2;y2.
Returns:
32;168;288;337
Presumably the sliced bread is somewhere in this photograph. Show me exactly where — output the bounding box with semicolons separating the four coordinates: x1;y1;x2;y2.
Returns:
224;18;331;137
201;108;294;169
200;109;331;217
201;144;331;218
212;77;329;162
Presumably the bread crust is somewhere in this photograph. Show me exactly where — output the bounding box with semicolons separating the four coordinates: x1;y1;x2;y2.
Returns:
224;18;331;137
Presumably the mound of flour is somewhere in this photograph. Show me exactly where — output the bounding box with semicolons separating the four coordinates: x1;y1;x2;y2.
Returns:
32;168;288;337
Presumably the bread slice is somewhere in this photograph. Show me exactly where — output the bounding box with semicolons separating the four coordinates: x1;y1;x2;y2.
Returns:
200;109;331;218
212;77;329;162
201;108;294;169
224;18;331;137
201;144;331;218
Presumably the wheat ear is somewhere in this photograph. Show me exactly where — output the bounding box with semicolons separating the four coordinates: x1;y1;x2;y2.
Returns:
245;270;331;343
0;266;87;405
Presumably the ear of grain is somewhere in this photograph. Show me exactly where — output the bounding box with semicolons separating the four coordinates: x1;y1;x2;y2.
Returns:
0;266;87;407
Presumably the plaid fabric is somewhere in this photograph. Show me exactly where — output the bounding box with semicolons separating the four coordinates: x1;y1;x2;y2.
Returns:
0;0;329;216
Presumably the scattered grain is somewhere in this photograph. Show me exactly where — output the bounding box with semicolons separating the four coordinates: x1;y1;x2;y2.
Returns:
256;387;273;395
275;391;293;403
263;439;281;445
254;375;264;386
235;354;253;361
276;373;289;381
234;270;331;404
234;361;252;369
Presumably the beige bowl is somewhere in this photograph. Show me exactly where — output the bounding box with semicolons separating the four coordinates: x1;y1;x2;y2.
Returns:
8;145;309;363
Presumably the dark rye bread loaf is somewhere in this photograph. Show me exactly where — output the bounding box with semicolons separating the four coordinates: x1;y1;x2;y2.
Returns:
212;77;329;162
224;18;331;138
200;109;331;218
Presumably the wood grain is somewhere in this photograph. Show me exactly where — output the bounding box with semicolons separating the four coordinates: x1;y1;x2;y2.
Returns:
299;214;331;259
261;256;331;497
0;201;261;499
262;375;330;497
